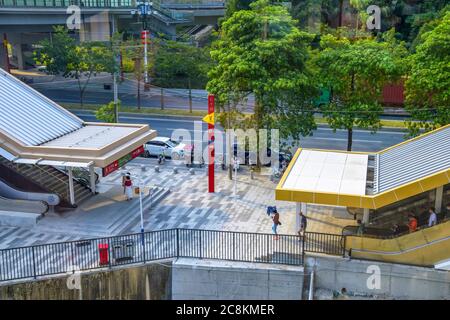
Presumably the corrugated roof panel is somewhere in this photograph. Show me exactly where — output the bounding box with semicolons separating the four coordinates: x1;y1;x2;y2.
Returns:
377;126;450;193
0;68;83;145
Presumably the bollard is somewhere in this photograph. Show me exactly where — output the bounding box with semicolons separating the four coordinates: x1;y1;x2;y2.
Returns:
173;167;178;174
141;165;147;172
155;166;160;173
189;168;195;175
250;169;254;180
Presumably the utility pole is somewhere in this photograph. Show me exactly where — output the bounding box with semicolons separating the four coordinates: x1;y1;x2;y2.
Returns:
111;15;120;123
134;1;152;91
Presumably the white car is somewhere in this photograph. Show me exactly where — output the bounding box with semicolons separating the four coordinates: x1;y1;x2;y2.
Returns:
144;137;186;160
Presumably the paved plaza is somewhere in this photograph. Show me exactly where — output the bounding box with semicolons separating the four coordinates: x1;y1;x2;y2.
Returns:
0;157;356;249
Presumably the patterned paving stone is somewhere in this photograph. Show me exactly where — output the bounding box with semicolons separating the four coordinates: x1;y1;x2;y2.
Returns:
0;158;356;249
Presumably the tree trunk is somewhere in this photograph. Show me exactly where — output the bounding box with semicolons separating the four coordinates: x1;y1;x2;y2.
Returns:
188;78;192;113
347;128;353;151
339;0;344;27
227;101;232;180
77;78;84;108
254;96;262;169
160;87;164;110
137;77;141;110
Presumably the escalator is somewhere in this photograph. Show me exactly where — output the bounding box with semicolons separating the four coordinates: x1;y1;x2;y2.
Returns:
0;177;60;207
0;178;55;227
345;219;450;267
0;195;48;215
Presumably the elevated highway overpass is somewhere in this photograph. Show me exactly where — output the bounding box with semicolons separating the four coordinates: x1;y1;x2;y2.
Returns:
0;0;225;69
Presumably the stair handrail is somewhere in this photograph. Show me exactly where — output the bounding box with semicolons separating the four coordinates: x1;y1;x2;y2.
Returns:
13;163;71;202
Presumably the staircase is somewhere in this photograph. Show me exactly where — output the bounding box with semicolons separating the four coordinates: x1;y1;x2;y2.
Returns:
0;157;93;208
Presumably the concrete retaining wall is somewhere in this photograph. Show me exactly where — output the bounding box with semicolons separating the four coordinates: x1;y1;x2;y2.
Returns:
0;256;448;300
0;261;172;300
305;255;450;300
172;258;304;300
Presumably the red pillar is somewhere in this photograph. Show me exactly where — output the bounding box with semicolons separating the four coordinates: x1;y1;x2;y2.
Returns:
208;94;215;193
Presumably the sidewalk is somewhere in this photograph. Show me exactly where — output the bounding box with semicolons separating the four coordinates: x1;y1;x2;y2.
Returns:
0;158;356;249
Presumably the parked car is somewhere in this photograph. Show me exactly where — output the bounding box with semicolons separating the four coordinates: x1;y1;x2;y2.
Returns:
231;143;292;168
143;137;186;160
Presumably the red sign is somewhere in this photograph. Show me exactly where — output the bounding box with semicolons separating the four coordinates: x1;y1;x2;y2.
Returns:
102;145;145;177
207;94;215;193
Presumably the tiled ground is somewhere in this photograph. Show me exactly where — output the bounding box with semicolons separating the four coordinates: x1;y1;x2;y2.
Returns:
0;158;356;249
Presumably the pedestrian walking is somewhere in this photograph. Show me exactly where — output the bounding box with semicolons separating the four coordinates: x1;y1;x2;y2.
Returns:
124;175;133;201
296;211;307;240
407;214;418;233
428;207;437;227
272;210;281;240
122;172;131;194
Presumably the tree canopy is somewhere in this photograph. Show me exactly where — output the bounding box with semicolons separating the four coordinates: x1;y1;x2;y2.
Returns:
34;26;115;106
152;40;212;89
314;30;406;150
405;9;450;136
208;0;318;146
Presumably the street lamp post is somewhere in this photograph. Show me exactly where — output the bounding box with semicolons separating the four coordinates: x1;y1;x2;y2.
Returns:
132;2;153;87
233;156;239;198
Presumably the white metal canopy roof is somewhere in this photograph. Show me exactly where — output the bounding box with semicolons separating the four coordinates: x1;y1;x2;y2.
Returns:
282;150;369;196
0;68;83;146
374;126;450;193
42;125;138;149
0;67;157;168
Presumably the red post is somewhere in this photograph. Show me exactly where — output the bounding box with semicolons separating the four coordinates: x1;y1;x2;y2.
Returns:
208;94;215;193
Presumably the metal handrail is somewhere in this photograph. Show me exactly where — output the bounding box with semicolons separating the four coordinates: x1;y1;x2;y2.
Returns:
0;228;345;282
11;163;70;202
343;216;450;240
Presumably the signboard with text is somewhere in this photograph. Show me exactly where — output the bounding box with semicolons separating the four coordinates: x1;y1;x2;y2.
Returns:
102;146;145;177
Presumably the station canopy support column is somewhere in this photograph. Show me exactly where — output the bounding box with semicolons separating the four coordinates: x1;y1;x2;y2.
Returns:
435;186;444;213
363;208;370;224
89;165;96;195
67;167;75;206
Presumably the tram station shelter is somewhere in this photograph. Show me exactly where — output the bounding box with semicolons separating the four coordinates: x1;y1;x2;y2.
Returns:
0;67;156;205
276;125;450;266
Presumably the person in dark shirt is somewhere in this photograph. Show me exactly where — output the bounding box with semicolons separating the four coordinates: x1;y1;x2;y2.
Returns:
272;210;281;240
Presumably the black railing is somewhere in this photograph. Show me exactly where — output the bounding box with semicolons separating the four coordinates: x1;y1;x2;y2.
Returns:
0;0;134;8
0;228;345;282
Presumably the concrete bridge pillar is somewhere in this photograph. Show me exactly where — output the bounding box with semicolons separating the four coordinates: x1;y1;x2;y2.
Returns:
80;11;112;42
13;42;25;70
0;36;7;71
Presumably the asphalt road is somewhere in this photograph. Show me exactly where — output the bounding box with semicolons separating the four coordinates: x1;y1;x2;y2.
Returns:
73;111;407;153
31;78;408;119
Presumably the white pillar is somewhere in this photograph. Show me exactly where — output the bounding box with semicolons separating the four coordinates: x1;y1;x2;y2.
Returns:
363;208;370;224
67;167;75;206
435;186;444;214
296;202;301;233
301;203;308;215
89;166;96;194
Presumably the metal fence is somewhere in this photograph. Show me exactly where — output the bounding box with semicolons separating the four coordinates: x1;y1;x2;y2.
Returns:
0;0;134;8
0;228;345;282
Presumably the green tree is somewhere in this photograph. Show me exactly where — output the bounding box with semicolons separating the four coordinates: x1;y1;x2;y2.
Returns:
405;10;450;136
95;101;118;123
208;0;318;167
225;0;255;18
315;32;406;150
152;40;212;89
34;26;115;107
